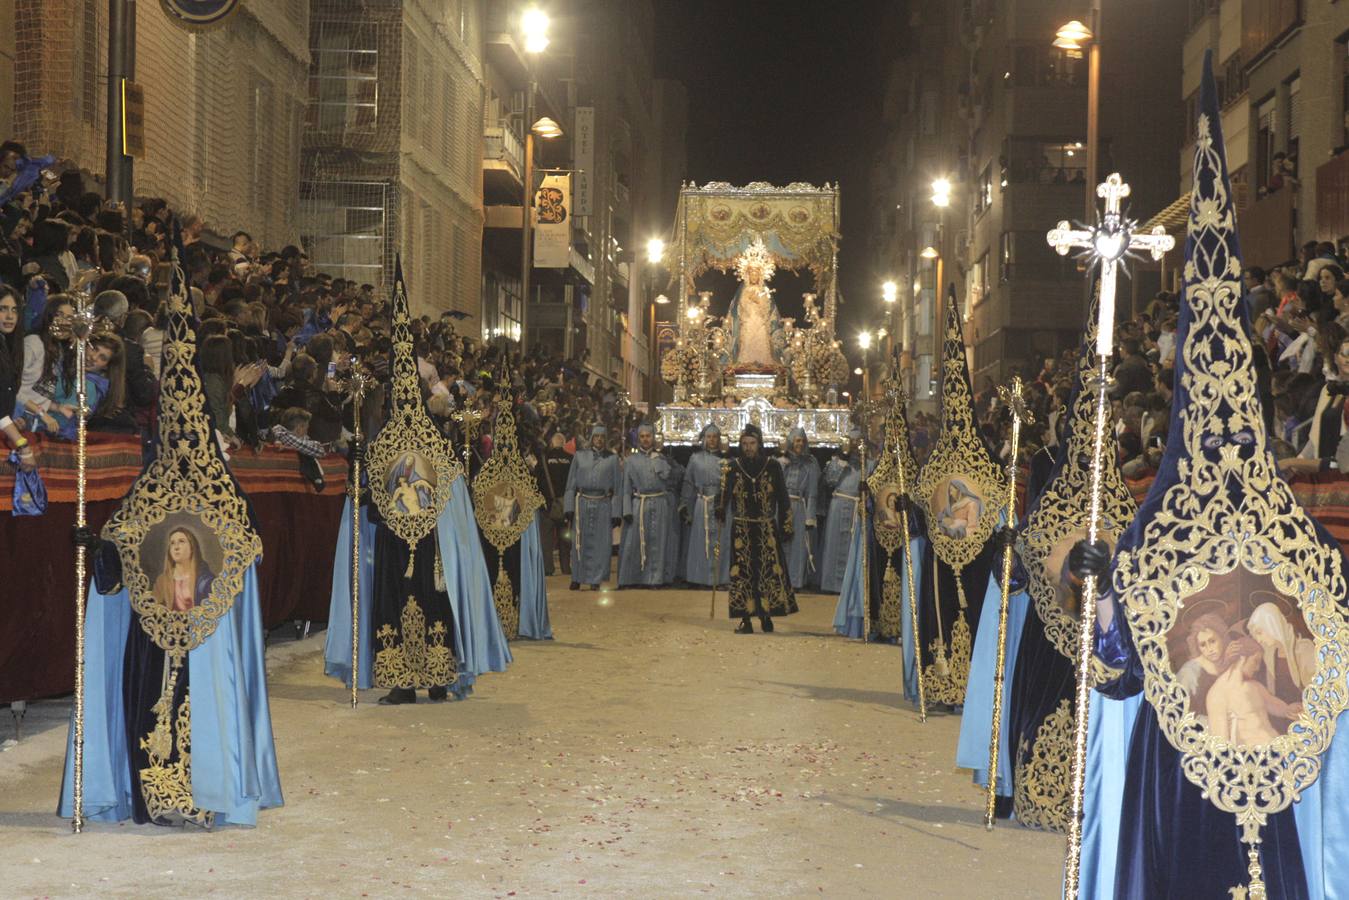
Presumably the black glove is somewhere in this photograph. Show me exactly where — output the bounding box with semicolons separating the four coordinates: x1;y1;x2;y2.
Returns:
897;494;912;516
72;526;100;550
680;507;692;525
993;525;1019;551
564;511;574;526
623;514;634;525
1068;539;1112;581
611;516;623;528
715;507;726;523
348;437;366;465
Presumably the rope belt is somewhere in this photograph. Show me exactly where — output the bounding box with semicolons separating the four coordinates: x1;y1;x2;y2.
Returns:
574;491;611;559
788;494;816;571
634;491;666;569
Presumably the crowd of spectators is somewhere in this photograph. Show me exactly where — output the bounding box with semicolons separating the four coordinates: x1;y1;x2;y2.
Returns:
0;142;647;503
9;138;1349;533
947;238;1349;485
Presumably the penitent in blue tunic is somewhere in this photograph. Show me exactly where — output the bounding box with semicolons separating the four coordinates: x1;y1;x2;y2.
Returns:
680;448;731;586
819;454;866;593
618;450;674;586
563;448;621;585
779;435;821;591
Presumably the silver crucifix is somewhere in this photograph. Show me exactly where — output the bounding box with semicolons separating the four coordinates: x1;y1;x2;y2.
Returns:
1046;173;1175;358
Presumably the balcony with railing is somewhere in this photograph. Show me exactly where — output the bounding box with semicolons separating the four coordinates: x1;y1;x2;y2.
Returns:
483;122;524;201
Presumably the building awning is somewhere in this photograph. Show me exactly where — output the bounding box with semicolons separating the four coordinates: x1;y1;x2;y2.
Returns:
1142;192;1191;235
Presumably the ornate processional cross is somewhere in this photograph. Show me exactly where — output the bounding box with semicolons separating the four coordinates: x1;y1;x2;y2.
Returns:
1046;173;1175;358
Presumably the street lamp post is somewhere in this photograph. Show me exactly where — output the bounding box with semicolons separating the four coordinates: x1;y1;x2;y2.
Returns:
518;8;550;355
882;279;897;367
646;237;666;409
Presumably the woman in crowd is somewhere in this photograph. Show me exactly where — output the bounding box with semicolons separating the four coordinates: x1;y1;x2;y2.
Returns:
0;283;36;466
16;295;75;424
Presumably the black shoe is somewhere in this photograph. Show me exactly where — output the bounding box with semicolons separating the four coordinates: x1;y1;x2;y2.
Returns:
569;581;580;591
377;688;416;705
427;686;448;703
735;617;754;634
760;616;774;633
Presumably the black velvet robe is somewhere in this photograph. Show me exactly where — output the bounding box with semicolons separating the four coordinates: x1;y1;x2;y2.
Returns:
369;511;457;690
719;453;797;619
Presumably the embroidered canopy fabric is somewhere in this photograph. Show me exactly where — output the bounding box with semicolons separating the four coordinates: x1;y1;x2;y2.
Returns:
675;181;839;278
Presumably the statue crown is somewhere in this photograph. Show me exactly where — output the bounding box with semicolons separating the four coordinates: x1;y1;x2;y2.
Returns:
734;237;776;282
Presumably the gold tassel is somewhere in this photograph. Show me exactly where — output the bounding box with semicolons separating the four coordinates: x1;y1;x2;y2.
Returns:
879;563;903;641
404;542;416;579
494;564;520;640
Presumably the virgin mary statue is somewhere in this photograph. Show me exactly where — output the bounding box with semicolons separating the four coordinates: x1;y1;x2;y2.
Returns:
726;237;786;369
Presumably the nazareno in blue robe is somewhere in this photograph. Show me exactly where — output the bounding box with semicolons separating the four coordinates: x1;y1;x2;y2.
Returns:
833;497;927;706
325;473;513;696
1082;52;1349;899
59;556;283;826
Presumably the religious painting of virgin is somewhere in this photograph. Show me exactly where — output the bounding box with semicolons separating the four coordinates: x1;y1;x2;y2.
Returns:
139;512;225;613
1166;570;1313;745
484;482;524;530
873;481;906;534
385;451;438;517
930;476;985;540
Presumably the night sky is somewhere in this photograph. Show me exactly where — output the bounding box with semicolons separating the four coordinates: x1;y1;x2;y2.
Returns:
652;0;897;336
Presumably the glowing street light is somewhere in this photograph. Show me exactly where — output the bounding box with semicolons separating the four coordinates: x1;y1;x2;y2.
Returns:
521;7;550;54
920;245;939;260
531;116;563;139
857;330;873;351
1053;19;1092;51
654;293;669;305
646;237;666;265
931;177;952;208
882;280;898;304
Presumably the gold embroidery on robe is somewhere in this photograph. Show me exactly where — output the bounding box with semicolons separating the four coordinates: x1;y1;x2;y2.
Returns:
493;566;520;640
878;565;903;641
1013;697;1073;832
138;661;212;826
374;596;456;688
921;614;971;706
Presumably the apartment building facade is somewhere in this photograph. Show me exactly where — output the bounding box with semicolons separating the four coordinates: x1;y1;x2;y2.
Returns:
872;0;1184;397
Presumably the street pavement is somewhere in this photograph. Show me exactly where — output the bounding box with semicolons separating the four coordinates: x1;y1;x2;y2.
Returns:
0;579;1063;898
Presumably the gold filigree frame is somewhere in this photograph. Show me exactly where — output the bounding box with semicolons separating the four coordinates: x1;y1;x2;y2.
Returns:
916;304;1006;573
366;267;461;550
105;284;260;656
1114;112;1349;879
472;402;545;552
1019;335;1134;686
